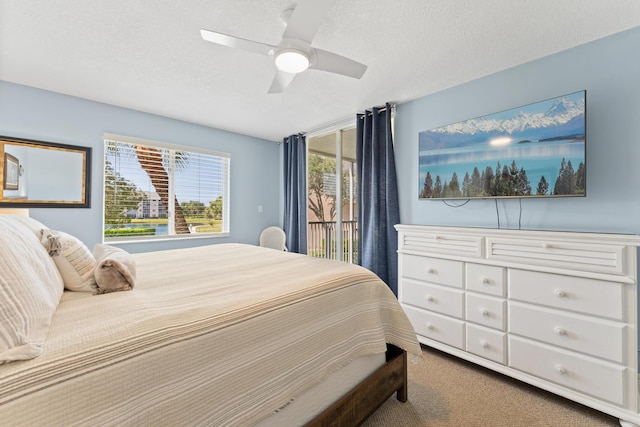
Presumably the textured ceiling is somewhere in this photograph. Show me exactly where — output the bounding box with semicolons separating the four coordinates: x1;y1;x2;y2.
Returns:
1;0;639;142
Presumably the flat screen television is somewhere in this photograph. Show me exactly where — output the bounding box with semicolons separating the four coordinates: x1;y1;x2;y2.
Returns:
418;90;586;200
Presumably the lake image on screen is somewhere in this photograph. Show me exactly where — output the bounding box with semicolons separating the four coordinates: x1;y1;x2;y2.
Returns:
418;91;586;199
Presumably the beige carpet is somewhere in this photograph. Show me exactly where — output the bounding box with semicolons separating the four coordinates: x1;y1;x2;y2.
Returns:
362;346;620;427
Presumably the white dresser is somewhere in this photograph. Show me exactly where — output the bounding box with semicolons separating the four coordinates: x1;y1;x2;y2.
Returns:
396;225;640;426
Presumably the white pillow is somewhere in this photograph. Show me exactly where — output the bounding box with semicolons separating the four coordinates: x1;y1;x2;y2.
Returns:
4;214;49;235
0;215;64;364
40;229;97;292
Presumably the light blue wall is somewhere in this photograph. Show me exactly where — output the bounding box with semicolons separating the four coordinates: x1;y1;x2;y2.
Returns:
395;26;640;235
3;25;639;248
0;81;282;252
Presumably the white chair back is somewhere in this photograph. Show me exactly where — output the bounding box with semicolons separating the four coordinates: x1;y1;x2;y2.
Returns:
259;226;288;251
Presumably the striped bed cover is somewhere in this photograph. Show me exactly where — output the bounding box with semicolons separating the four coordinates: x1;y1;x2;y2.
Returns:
0;243;420;426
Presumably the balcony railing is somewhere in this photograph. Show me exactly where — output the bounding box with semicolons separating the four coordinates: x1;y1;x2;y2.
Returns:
308;220;358;263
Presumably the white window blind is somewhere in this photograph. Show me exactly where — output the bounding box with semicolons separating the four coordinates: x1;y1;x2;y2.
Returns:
103;136;230;242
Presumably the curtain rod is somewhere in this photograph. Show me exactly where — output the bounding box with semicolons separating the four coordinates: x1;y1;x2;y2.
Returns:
289;103;397;141
359;103;396;118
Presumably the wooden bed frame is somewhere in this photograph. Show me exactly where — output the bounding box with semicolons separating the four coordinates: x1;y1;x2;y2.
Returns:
307;344;408;426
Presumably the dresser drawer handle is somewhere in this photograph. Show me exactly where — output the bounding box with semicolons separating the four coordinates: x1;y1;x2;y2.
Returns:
426;295;435;303
543;243;553;249
554;289;567;298
554;327;567;336
481;277;491;285
426;268;436;274
480;309;490;317
426;322;435;331
555;364;567;375
480;340;489;349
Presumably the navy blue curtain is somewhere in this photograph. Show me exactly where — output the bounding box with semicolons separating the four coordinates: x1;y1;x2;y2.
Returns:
283;133;308;254
356;104;400;295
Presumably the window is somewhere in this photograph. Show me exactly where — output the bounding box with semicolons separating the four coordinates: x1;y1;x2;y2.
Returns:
103;134;230;242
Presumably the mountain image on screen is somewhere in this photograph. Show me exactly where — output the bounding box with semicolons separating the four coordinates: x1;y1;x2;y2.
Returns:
418;91;586;199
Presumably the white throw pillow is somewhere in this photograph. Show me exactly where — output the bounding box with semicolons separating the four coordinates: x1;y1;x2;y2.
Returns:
40;229;97;292
0;215;64;364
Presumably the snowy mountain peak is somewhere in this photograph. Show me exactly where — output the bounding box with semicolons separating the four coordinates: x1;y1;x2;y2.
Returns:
432;93;585;136
545;96;581;117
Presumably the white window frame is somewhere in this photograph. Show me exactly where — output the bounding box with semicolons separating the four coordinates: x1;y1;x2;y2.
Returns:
102;133;230;243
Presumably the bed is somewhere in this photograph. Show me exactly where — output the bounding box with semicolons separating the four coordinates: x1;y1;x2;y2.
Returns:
0;214;421;426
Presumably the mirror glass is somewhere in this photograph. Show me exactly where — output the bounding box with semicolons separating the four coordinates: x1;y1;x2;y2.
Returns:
0;136;91;208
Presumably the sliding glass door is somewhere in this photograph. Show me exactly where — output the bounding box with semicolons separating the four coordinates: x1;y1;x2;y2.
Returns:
307;127;357;263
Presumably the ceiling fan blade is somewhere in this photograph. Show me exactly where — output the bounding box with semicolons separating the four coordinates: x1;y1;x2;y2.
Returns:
283;0;340;42
200;29;275;56
311;49;367;79
268;70;297;93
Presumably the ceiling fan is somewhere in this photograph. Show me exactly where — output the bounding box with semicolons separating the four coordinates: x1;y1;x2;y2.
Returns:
200;0;367;93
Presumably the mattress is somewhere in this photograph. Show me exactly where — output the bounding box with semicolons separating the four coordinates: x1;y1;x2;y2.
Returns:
257;352;386;426
0;243;420;426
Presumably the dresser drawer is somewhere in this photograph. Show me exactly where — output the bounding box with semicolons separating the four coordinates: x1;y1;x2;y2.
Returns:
466;293;506;331
508;269;624;320
509;302;625;363
466;324;506;364
466;263;506;297
509;336;626;406
399;230;483;258
401;279;464;318
402;305;465;349
487;237;627;276
401;254;464;288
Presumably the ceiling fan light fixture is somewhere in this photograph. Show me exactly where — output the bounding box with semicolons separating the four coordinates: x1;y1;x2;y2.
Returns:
274;49;310;73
